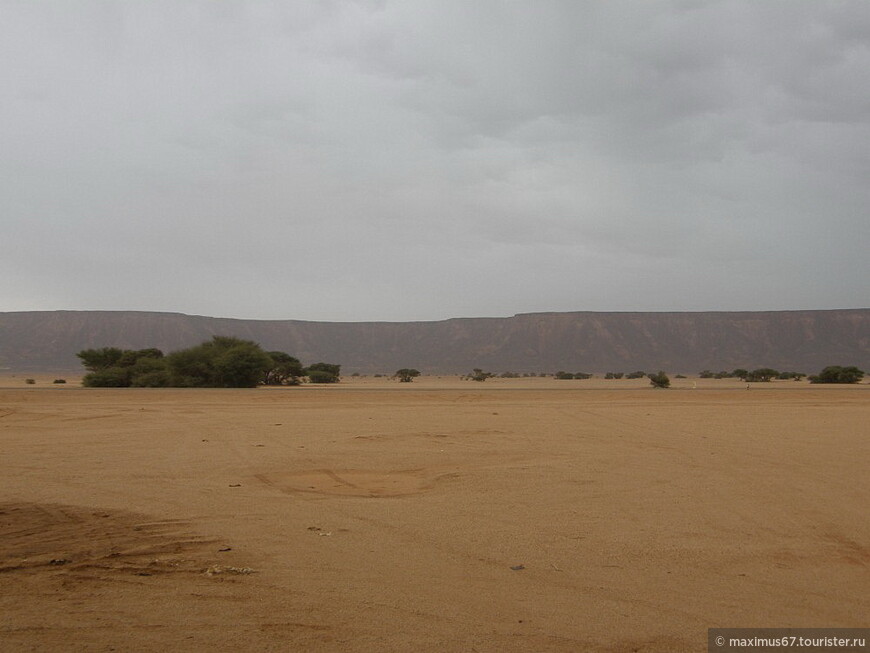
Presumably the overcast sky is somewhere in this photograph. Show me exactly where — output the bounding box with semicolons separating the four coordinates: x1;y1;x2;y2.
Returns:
2;1;868;322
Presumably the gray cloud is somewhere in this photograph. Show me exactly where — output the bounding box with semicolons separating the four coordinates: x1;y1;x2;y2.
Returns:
2;1;868;321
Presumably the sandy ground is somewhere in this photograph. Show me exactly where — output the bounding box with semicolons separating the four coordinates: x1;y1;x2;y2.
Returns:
0;377;867;652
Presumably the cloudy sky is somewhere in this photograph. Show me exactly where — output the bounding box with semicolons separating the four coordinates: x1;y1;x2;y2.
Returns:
2;1;868;322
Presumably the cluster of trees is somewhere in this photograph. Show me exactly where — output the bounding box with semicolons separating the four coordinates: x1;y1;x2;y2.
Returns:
698;368;805;381
77;337;341;387
554;371;593;380
698;366;864;383
808;366;864;384
604;371;647;379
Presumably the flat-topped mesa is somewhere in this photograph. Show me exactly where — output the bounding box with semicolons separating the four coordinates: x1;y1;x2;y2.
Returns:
0;309;867;374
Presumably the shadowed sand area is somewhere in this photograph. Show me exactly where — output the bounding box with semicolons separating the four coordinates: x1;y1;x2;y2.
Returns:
0;377;867;651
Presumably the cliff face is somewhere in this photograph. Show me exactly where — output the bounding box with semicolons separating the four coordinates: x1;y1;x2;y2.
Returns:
1;309;868;374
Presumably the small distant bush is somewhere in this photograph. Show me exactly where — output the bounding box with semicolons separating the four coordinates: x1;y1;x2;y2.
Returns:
625;371;646;379
53;379;67;384
574;372;592;380
675;374;686;379
648;371;670;388
605;372;624;379
554;371;575;380
25;378;36;385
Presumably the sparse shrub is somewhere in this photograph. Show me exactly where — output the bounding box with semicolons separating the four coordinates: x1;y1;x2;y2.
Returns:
605;372;624;379
53;379;67;384
675;374;686;379
625;371;646;379
25;378;35;385
554;371;575;380
574;372;592;380
468;368;494;382
648;371;670;388
808;366;864;384
699;370;715;379
732;369;749;380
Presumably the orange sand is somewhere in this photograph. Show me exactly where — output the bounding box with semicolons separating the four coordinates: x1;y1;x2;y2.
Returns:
1;377;867;651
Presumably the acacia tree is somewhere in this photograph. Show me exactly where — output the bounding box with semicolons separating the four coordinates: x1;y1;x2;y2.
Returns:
467;368;494;382
77;347;126;372
166;336;272;388
263;351;304;385
394;368;421;382
745;368;779;382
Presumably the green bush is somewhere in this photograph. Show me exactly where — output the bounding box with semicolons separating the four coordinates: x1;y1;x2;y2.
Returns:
78;337;284;388
82;368;131;387
305;362;341;384
307;369;340;384
648;371;670;388
263;352;304;386
808;366;864;384
130;370;171;387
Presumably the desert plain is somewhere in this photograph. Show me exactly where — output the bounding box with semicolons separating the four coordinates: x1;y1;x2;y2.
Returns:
0;375;867;652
